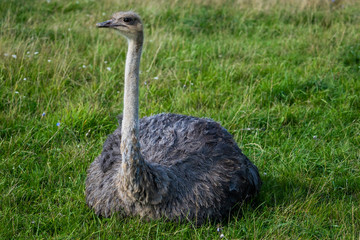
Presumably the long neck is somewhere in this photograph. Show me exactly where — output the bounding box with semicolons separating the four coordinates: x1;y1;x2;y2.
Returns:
121;34;143;166
118;32;170;204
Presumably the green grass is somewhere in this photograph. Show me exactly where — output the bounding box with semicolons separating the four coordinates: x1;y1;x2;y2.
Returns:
1;0;360;238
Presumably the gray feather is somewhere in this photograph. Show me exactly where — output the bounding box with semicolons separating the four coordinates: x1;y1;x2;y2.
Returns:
86;113;261;224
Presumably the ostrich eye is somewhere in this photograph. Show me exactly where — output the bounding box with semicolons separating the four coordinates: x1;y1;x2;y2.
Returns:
123;17;133;23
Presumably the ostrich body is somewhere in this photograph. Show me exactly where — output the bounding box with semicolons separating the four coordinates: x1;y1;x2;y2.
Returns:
86;11;261;224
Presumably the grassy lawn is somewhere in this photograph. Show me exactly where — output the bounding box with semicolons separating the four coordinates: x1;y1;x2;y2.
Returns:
1;0;359;238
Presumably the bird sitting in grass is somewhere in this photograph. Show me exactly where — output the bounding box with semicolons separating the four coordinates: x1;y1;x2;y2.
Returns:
86;11;261;225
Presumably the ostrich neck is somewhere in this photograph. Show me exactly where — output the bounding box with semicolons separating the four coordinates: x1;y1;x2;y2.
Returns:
121;35;143;166
121;36;143;141
118;33;169;204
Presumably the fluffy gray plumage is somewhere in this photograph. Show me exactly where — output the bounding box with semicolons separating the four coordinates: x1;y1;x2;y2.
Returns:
86;11;261;225
86;114;261;224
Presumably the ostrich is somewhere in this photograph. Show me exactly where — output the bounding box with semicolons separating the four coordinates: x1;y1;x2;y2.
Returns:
86;11;261;224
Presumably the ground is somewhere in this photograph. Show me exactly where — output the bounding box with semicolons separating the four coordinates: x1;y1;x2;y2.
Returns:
0;0;359;238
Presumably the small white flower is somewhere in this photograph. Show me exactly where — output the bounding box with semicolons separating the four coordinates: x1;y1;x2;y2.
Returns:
144;81;147;85
190;82;193;85
106;67;111;71
68;28;71;31
220;234;224;238
102;12;106;16
26;51;30;54
76;1;79;3
12;55;17;59
23;78;27;81
313;135;318;140
183;85;186;88
219;54;222;58
47;0;51;3
4;53;9;57
153;76;159;80
82;65;86;68
31;221;35;224
48;59;51;62
263;172;267;175
15;91;19;94
104;61;108;64
34;52;39;55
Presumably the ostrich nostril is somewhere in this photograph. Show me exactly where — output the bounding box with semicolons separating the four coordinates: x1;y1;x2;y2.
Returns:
96;20;112;28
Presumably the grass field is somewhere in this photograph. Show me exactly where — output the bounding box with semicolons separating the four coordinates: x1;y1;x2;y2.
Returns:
1;0;360;238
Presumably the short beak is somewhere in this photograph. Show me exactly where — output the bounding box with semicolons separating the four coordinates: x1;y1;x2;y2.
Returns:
96;20;113;28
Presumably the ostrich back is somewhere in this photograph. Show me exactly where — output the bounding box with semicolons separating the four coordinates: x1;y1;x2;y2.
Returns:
86;113;261;224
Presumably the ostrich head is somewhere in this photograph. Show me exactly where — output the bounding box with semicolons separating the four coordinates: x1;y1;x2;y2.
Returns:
96;11;143;40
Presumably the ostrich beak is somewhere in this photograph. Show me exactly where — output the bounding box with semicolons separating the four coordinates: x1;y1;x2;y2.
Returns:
96;20;113;28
